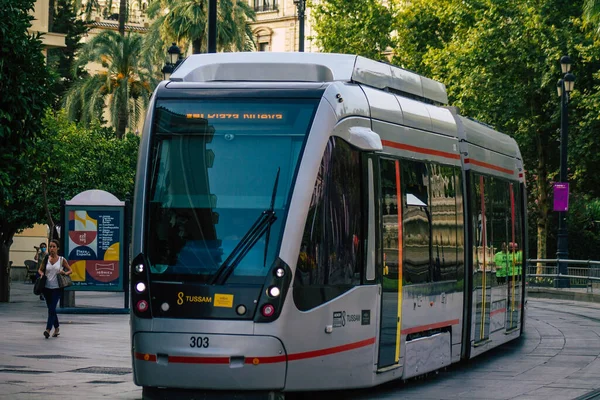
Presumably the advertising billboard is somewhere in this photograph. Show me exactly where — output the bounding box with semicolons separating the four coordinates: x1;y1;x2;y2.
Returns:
64;206;125;291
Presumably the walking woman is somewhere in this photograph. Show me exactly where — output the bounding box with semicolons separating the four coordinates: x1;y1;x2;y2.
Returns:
37;239;72;338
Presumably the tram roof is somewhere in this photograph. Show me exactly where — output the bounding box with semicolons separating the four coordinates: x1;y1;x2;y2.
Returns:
169;52;448;105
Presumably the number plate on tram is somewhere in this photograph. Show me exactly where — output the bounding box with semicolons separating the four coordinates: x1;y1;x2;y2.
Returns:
189;336;210;348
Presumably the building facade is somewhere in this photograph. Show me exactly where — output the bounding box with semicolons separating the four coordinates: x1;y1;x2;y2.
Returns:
249;0;317;53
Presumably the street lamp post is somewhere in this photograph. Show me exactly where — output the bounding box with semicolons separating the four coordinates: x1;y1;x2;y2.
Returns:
208;0;217;53
293;0;306;52
555;55;575;288
162;42;182;80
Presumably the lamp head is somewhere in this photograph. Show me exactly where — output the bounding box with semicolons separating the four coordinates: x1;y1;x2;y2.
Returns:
557;79;563;97
563;72;575;93
167;42;181;65
161;63;174;80
560;55;572;74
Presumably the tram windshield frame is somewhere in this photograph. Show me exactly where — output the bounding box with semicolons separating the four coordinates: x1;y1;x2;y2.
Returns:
145;97;319;284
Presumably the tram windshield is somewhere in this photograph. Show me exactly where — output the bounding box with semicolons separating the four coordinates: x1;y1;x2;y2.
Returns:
146;98;318;284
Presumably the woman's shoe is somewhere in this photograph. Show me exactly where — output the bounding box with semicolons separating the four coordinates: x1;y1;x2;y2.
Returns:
43;330;50;339
52;329;59;337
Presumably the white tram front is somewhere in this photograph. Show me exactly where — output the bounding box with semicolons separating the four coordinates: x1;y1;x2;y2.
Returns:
130;53;527;398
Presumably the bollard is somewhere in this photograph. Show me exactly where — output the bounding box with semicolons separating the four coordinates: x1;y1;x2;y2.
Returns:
62;290;76;307
588;281;593;294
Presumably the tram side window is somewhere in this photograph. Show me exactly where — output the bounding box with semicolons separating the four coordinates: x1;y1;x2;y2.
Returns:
293;137;363;311
402;160;431;284
511;183;524;275
487;176;510;286
429;164;460;282
471;174;516;277
454;169;465;281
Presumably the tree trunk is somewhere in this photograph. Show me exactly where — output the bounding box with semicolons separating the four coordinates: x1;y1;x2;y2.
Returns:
118;0;126;36
116;97;128;139
41;173;56;242
535;132;550;277
192;38;203;54
48;0;55;32
0;226;16;303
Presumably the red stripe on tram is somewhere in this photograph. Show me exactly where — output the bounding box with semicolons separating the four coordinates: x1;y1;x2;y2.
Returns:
168;356;230;364
136;337;377;365
401;319;460;335
465;158;514;175
381;140;461;160
287;337;376;361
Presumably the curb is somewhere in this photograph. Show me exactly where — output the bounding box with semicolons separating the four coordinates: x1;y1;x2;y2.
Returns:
527;287;600;303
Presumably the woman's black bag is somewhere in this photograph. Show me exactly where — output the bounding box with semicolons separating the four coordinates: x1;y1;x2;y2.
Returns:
33;255;48;295
33;275;46;295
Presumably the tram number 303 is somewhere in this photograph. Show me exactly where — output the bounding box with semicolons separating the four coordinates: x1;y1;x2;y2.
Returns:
190;336;210;348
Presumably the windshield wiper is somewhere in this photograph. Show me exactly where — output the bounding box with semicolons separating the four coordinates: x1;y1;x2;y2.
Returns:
263;167;280;267
210;168;280;285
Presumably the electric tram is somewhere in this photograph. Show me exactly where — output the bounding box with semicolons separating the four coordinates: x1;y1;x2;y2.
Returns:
130;53;527;398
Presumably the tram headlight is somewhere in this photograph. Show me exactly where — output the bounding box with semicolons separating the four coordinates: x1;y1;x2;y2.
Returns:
267;286;281;298
136;300;149;313
274;267;285;278
135;264;144;274
135;282;147;293
261;304;275;318
236;305;247;315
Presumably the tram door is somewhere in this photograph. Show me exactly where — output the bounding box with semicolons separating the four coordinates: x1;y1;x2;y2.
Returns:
505;183;522;331
378;159;403;369
473;175;491;343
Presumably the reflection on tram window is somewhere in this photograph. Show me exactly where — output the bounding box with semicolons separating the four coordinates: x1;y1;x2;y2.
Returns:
454;170;465;281
429;164;460;282
402;160;431;284
294;137;363;311
470;174;524;286
488;176;509;287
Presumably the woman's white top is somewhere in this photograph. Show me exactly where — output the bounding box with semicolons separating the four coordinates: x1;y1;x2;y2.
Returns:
45;256;63;289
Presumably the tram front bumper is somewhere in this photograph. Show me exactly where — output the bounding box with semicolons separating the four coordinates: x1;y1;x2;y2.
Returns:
132;332;287;390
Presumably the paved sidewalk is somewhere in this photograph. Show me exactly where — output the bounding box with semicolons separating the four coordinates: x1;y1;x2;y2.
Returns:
0;281;141;400
2;281;600;400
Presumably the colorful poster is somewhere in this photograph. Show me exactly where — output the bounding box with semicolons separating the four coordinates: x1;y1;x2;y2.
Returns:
65;207;124;291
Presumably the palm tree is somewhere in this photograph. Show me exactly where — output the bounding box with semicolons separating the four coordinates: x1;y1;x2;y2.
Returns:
145;0;256;55
584;0;600;34
64;31;156;138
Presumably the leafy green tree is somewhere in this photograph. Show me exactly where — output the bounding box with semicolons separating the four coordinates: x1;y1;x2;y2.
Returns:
309;0;395;61
0;0;56;302
64;31;156;139
584;0;600;34
34;110;140;225
392;0;600;260
145;0;256;56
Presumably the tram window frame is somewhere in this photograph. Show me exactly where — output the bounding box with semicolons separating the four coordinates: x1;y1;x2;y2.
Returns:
401;159;432;285
293;137;365;311
379;158;461;286
364;154;380;283
469;173;523;284
428;163;461;283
